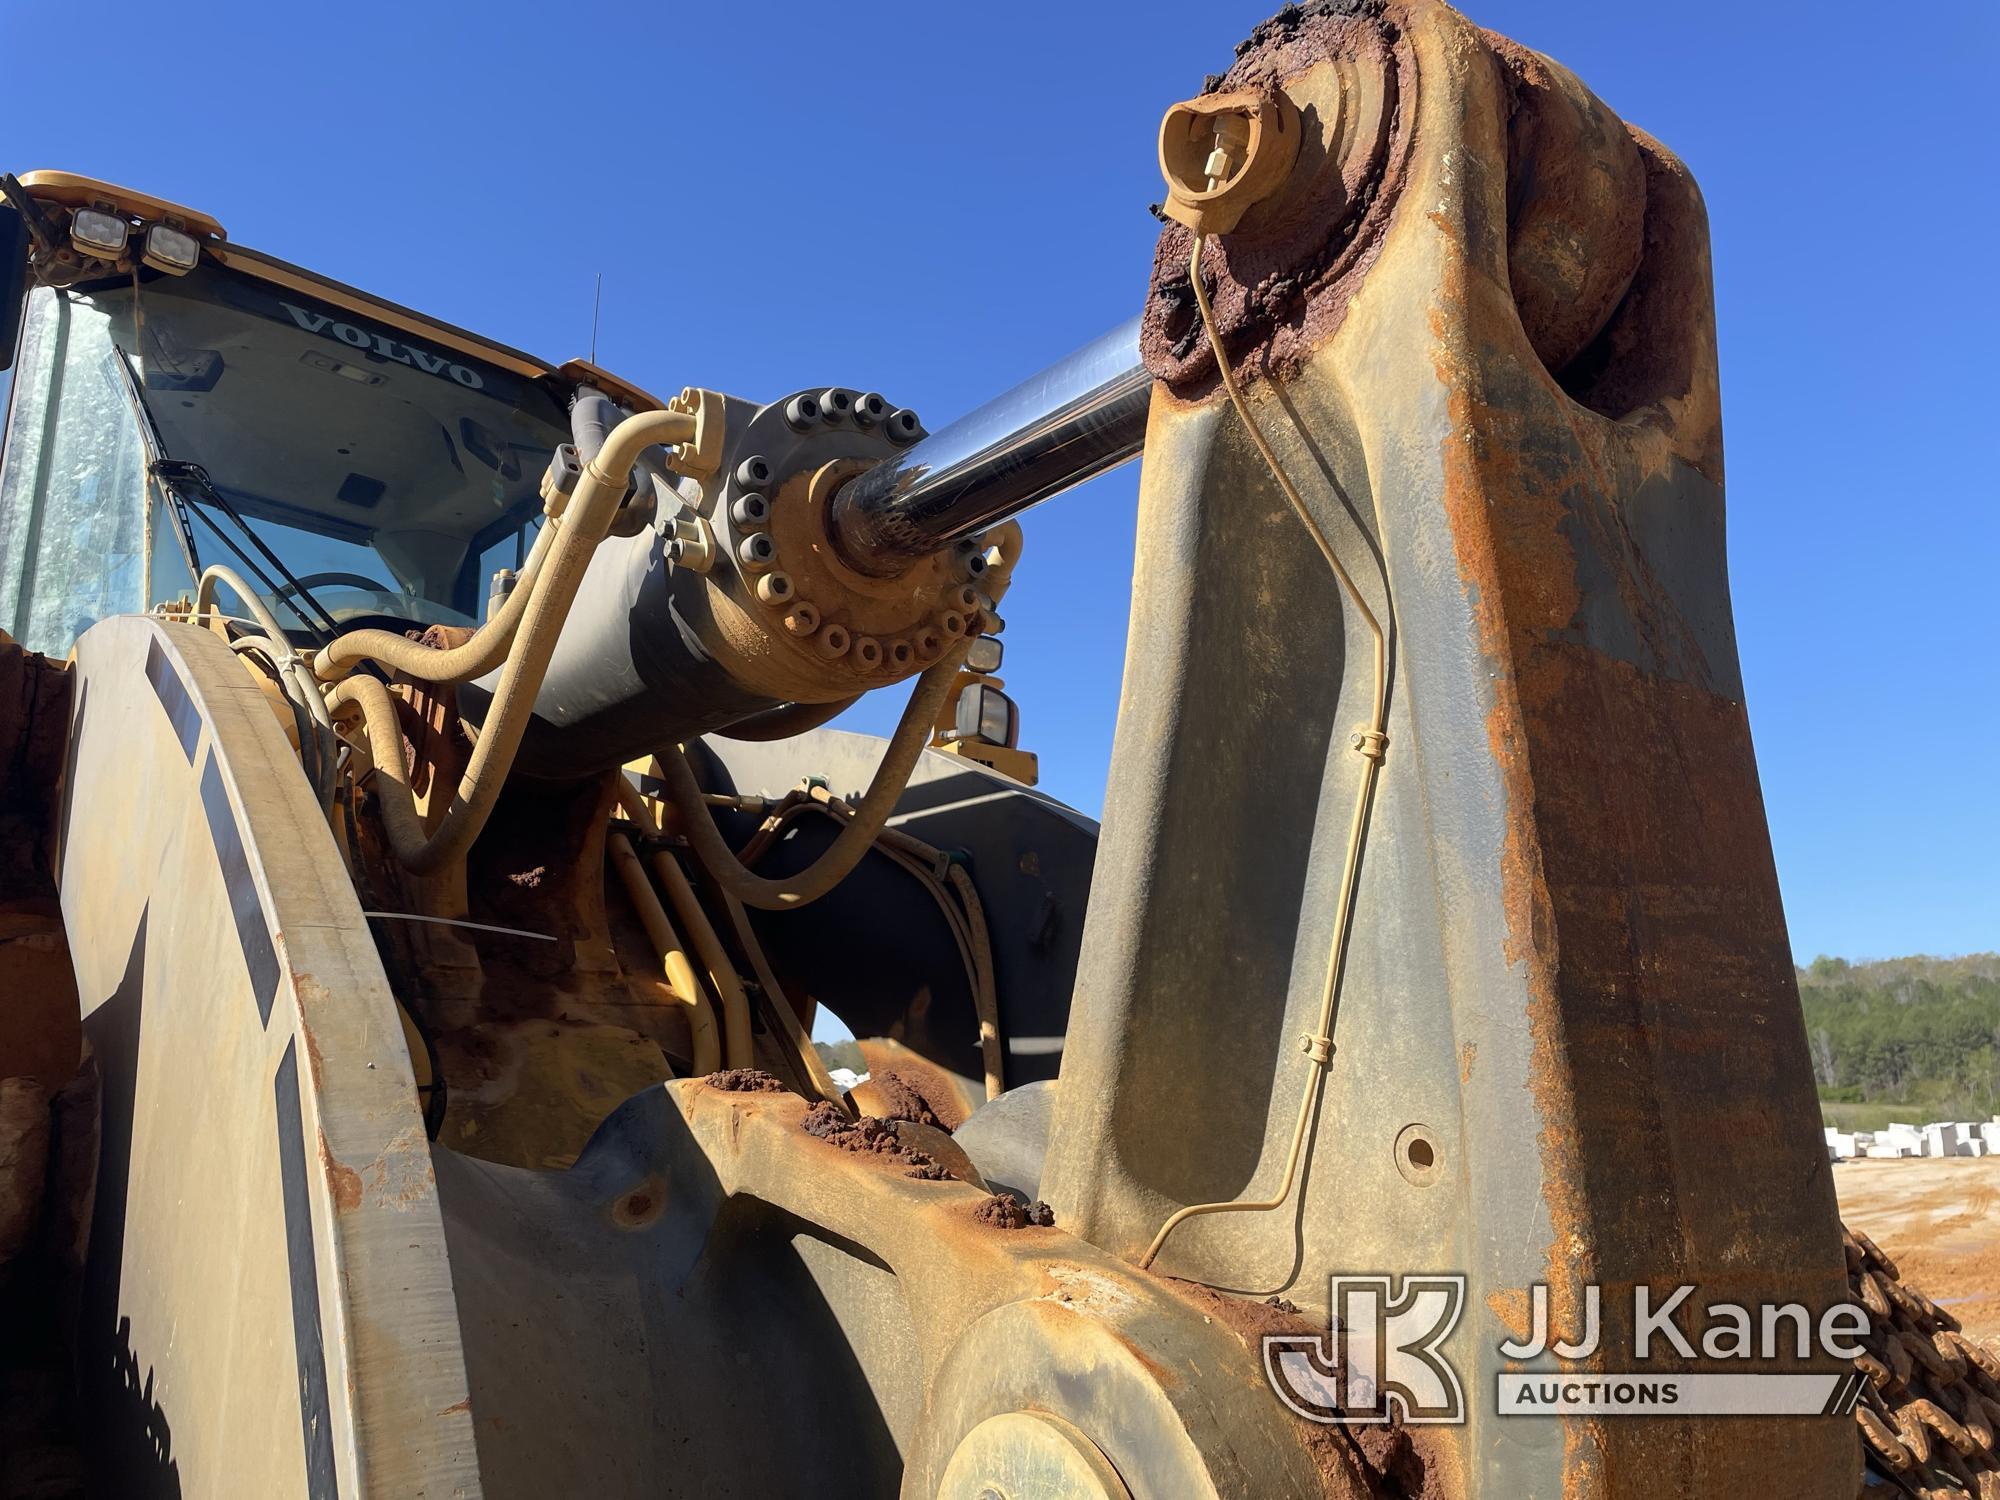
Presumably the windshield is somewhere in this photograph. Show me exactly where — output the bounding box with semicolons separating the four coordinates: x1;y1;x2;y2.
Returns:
101;262;565;630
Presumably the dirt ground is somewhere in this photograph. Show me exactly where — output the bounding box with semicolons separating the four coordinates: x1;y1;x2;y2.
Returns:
1835;1156;2000;1343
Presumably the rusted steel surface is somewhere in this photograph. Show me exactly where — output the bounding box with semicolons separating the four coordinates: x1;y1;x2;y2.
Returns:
1047;2;1853;1494
1480;32;1646;375
1426;39;1846;1495
855;1036;982;1130
432;1075;1396;1496
1161;1274;1463;1499
1142;0;1409;391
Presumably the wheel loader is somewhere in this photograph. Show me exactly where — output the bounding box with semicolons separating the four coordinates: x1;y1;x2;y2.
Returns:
0;2;1987;1496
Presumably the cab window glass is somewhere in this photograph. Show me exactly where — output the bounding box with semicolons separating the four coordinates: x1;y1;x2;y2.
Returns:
0;289;148;655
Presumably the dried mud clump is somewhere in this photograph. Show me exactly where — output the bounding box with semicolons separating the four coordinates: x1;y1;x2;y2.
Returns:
707;1068;787;1093
800;1102;951;1180
972;1194;1057;1231
869;1070;945;1130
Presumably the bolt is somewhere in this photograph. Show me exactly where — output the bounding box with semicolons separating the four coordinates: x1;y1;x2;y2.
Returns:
815;622;850;658
949;583;980;613
783;601;821;635
914;628;943;660
850;635;882;670
939;610;965;638
887;639;914;670
756;571;794;605
731;492;770;527
737;532;777;570
785;393;821;430
953;550;989;583
818;389;854;425
735;455;773;489
852;391;887;428
886;408;922;445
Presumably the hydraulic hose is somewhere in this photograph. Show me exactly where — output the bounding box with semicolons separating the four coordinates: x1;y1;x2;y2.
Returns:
717;885;848;1105
326;407;696;874
613;780;754;1072
311;520;556;685
1138;231;1392;1272
657;642;971;911
230;635;323;790
608;826;721;1075
195;564;338;806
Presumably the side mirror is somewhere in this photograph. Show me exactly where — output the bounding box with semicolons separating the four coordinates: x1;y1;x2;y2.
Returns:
0;204;28;373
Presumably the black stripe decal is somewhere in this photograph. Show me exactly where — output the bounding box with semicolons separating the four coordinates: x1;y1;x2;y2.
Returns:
275;1039;339;1500
145;638;203;764
200;755;281;1025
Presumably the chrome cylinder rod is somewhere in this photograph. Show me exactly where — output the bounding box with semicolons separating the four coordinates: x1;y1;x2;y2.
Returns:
828;317;1150;575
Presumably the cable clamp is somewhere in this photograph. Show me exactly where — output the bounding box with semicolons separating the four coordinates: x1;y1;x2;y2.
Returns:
1350;728;1388;764
1299;1033;1335;1065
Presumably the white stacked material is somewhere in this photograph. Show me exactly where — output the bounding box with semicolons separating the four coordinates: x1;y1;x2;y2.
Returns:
1919;1122;1986;1158
1866;1141;1916;1159
1982;1120;2000;1154
1825;1129;1859;1160
1876;1126;1926;1157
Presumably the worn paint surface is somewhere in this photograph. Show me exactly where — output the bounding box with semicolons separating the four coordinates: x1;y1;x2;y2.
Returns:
1049;1;1854;1494
57;616;479;1498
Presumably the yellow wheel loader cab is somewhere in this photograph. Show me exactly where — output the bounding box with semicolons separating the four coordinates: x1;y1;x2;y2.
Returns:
0;8;1968;1496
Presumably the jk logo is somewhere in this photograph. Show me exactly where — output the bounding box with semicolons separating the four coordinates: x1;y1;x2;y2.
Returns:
1263;1275;1468;1425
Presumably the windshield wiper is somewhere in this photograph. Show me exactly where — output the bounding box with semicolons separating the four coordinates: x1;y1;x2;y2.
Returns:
109;342;341;643
151;460;342;642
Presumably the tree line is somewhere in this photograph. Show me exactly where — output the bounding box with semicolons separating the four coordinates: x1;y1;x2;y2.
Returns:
1800;953;2000;1120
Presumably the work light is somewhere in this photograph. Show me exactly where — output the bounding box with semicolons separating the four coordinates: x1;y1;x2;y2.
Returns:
69;208;129;258
143;223;201;274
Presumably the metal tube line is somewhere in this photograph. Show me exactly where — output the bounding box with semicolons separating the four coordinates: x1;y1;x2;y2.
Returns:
828;316;1150;575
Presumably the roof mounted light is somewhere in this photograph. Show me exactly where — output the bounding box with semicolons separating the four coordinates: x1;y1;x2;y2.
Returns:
70;207;130;258
143;223;200;274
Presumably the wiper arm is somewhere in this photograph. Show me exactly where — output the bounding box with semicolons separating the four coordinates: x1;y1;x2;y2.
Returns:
151;460;341;643
111;341;339;642
112;326;344;651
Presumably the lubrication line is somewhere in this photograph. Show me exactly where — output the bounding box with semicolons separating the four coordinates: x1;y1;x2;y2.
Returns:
1137;220;1392;1272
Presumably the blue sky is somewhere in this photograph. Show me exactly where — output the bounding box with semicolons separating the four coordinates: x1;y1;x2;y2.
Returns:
4;2;1992;962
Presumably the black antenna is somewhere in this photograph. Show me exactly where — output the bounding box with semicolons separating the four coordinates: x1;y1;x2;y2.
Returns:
590;273;602;364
